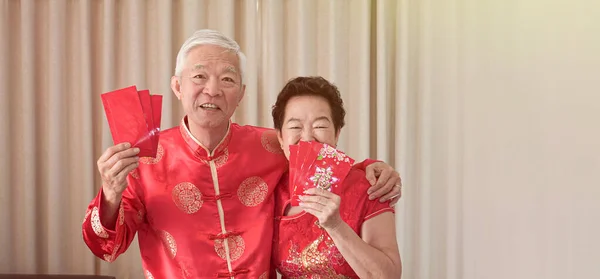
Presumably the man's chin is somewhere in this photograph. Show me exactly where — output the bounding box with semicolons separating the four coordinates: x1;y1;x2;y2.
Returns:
190;114;228;130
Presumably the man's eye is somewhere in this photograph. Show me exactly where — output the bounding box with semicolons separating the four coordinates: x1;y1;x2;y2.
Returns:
194;74;206;79
223;77;235;82
289;127;301;129
315;126;327;129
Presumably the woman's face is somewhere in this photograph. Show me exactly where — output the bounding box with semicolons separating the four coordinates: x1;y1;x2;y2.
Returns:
277;95;340;160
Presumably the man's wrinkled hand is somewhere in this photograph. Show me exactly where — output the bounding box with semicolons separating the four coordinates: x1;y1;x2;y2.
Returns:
365;162;402;205
97;142;140;202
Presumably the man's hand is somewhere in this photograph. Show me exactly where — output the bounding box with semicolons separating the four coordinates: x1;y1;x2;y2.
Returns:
97;142;140;203
365;162;402;206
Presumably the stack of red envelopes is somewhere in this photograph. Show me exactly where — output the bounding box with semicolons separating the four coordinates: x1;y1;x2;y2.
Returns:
288;141;355;206
101;85;162;158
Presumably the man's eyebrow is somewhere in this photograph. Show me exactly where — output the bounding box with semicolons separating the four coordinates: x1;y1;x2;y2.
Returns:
192;64;204;70
313;116;331;123
224;66;237;73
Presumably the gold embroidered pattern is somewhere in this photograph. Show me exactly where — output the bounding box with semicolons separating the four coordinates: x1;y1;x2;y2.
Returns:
201;148;229;168
139;143;164;164
213;148;228;168
145;270;154;279
214;234;245;261
118;205;125;226
172;182;203;214
177;259;192;278
237;176;269;207
280;233;349;278
261;130;283;154
91;207;108;238
103;254;113;262
159;230;177;258
103;243;121;263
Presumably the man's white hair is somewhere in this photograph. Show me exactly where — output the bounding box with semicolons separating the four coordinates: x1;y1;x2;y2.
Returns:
174;29;247;84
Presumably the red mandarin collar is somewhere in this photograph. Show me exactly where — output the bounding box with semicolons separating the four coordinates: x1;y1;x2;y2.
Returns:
179;116;232;161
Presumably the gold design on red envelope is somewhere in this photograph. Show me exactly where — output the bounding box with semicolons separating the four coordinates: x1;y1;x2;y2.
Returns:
172;182;203;214
159;230;177;258
91;207;109;238
261;130;283;154
309;166;339;191
237;176;268;207
140;143;164;164
145;270;154;279
259;271;269;279
214;234;246;261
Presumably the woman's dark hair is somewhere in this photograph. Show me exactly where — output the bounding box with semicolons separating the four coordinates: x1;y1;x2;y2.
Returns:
271;76;346;133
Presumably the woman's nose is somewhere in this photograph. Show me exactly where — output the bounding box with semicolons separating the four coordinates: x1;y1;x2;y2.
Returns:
300;129;315;142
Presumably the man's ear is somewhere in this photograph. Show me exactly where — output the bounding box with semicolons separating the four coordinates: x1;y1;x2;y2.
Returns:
171;76;182;100
238;84;246;104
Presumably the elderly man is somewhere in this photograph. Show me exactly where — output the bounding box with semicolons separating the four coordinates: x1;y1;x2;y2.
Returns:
82;29;402;278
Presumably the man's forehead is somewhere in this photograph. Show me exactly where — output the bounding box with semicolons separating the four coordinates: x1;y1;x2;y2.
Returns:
192;63;237;73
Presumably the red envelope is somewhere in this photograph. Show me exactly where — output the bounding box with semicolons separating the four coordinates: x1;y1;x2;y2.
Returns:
134;89;156;156
101;85;162;158
288;144;299;191
289;141;355;206
150;95;163;148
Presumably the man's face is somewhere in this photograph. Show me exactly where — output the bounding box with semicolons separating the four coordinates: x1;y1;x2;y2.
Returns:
171;45;245;130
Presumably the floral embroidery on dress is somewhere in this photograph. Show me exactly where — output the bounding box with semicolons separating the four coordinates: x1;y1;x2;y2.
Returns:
279;233;349;278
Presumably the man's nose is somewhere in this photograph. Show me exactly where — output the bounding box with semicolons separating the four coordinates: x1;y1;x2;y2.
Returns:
202;78;221;96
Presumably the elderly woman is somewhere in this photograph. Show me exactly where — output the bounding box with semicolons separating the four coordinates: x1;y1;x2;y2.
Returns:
271;76;402;278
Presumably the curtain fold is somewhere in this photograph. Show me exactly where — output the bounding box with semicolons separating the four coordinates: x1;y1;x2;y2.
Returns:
2;1;599;279
0;1;404;277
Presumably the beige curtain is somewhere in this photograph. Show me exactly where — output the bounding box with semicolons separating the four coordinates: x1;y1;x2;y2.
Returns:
0;0;403;278
2;0;599;279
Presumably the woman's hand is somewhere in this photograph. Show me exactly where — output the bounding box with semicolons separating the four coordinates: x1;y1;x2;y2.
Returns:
299;188;344;231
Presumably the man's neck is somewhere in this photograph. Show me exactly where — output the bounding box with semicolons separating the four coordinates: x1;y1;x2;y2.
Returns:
188;121;229;154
